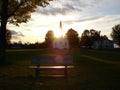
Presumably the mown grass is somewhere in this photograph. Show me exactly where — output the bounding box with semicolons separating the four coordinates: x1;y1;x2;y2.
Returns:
0;49;120;90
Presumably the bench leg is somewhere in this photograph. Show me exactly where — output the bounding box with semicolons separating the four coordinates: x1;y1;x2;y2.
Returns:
64;66;68;79
35;68;40;78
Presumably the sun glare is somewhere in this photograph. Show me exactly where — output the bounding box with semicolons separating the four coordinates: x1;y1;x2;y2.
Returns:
54;29;63;38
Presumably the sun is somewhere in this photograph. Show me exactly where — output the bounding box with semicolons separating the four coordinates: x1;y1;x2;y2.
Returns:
54;29;63;38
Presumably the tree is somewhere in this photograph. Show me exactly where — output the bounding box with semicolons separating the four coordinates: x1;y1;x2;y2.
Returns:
82;29;90;37
6;29;12;46
80;29;90;47
45;30;55;48
111;24;120;46
0;0;53;64
89;29;101;45
80;29;101;48
0;27;12;46
66;28;79;48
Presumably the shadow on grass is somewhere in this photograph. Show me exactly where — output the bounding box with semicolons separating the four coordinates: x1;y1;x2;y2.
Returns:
0;49;120;90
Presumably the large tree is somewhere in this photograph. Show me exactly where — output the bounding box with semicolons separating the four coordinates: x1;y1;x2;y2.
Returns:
111;24;120;46
66;28;79;48
80;29;90;47
45;30;55;48
0;0;53;64
80;29;101;48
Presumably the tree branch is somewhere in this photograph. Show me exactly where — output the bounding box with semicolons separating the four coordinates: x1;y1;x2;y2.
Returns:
7;1;25;18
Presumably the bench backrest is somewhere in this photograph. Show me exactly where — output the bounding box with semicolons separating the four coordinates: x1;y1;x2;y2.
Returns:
32;55;73;65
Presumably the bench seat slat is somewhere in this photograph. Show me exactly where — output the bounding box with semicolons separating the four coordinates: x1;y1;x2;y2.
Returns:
39;75;65;78
29;65;74;69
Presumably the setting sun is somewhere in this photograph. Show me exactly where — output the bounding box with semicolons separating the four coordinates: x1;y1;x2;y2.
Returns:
54;29;63;38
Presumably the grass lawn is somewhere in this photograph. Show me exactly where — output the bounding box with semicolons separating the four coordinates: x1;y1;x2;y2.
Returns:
0;49;120;90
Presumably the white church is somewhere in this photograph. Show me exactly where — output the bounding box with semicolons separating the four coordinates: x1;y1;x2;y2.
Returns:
53;21;69;49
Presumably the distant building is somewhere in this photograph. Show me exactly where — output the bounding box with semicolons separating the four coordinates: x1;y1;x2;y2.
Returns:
11;43;22;49
92;38;114;49
53;21;69;49
53;37;69;49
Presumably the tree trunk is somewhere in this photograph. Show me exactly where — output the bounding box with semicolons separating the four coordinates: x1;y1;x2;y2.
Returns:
0;0;8;64
0;23;7;64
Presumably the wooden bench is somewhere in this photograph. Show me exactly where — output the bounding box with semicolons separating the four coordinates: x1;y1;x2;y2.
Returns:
29;55;74;79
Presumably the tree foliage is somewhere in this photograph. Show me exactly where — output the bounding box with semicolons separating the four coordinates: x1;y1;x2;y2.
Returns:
45;30;55;48
66;28;79;48
0;0;53;26
80;29;90;46
111;24;120;46
80;29;101;47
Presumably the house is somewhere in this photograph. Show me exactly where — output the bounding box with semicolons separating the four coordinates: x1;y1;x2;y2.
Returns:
92;38;114;49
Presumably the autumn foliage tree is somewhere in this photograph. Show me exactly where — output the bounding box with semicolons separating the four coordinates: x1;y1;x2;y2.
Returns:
0;0;53;64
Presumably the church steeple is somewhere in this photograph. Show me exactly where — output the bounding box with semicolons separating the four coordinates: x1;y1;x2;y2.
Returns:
60;21;62;31
60;21;63;37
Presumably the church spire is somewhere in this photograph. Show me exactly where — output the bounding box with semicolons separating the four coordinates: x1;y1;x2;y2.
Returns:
60;21;63;37
60;20;62;31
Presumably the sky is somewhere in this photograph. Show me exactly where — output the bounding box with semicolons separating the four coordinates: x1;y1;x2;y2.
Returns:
8;0;120;43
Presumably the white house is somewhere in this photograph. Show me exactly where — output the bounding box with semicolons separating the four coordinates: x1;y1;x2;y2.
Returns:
92;38;114;49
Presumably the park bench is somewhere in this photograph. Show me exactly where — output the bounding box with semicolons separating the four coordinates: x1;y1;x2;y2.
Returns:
29;55;74;79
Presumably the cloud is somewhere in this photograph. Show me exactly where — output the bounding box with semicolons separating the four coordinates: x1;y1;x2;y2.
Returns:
62;15;104;25
35;0;108;16
24;29;32;31
36;5;75;15
10;30;24;38
35;0;86;16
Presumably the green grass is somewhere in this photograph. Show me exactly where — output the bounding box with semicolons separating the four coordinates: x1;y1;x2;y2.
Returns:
0;49;120;90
